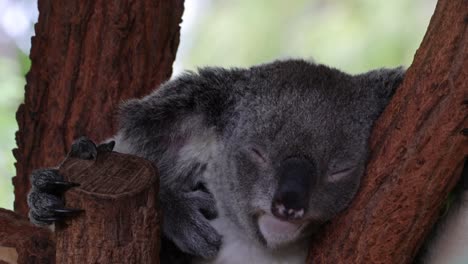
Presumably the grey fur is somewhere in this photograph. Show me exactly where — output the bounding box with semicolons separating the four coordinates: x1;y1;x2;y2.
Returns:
28;59;406;262
116;59;405;260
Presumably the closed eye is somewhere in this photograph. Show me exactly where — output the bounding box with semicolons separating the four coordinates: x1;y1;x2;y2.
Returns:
328;167;357;182
249;147;268;164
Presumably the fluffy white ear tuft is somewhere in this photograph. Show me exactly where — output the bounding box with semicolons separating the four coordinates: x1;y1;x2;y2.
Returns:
423;192;468;264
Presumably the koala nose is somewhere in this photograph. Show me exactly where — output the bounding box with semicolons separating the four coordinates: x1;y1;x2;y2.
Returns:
272;157;314;220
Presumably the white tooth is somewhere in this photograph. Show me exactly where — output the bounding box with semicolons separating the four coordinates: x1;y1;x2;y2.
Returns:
277;204;286;215
294;209;304;218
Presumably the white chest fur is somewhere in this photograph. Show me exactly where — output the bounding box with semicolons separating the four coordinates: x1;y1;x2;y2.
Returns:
193;215;309;264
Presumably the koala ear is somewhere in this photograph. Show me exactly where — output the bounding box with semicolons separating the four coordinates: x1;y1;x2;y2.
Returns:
356;67;406;103
351;67;406;122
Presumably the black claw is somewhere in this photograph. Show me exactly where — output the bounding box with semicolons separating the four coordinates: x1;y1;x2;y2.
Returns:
52;208;84;215
37;217;62;222
51;180;80;192
97;140;115;152
461;128;468;136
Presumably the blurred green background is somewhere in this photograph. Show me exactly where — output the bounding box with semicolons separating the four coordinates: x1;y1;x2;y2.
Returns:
0;0;436;210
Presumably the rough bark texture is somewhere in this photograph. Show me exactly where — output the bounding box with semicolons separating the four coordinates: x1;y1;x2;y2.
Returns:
55;151;160;264
307;0;467;263
0;208;55;264
13;0;184;216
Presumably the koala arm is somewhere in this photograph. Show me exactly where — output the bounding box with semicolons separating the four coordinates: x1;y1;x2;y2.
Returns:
115;69;236;196
111;69;239;259
28;68;240;260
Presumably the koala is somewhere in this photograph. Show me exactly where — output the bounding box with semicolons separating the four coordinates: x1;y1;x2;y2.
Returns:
27;59;467;264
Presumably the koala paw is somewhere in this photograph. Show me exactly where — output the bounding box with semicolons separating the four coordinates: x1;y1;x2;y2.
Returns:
162;189;221;259
28;137;115;226
28;169;82;226
68;136;98;160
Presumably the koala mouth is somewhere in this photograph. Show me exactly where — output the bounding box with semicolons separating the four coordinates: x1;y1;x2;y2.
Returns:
257;213;306;247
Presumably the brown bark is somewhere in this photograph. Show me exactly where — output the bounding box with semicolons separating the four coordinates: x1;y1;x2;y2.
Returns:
55;150;160;263
13;0;184;216
0;208;55;264
307;0;467;263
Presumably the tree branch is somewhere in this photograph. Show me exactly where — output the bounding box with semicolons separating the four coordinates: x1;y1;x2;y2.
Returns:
55;150;160;263
0;209;55;264
307;0;467;262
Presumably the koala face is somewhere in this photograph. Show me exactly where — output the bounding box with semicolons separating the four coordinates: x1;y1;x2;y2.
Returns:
210;64;376;249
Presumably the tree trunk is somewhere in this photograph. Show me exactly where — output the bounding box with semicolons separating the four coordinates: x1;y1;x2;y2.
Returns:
0;209;55;264
13;0;184;217
307;0;467;263
55;150;160;264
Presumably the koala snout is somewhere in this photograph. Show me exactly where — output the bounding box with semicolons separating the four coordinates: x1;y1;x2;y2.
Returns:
272;157;314;220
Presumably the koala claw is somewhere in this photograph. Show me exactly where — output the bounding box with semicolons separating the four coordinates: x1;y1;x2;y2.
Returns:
29;137;113;226
50;180;80;192
69;137;115;160
97;140;116;152
28;168;82;226
31;169;79;193
51;208;83;215
36;217;61;223
32;208;82;225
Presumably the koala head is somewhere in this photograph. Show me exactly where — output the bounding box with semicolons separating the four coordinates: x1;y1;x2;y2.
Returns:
210;60;404;249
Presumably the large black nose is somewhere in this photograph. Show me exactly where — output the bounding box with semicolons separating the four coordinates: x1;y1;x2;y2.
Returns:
272;157;314;220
